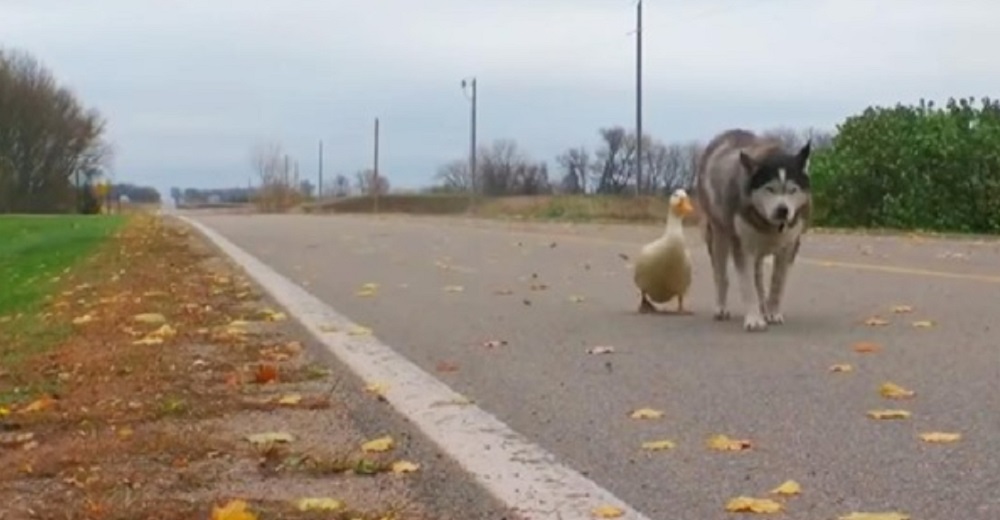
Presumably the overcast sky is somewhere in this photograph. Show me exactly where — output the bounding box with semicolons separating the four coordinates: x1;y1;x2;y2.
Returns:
2;0;997;196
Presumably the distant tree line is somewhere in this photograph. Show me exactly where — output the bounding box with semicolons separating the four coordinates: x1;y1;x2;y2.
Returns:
111;183;161;204
0;47;113;214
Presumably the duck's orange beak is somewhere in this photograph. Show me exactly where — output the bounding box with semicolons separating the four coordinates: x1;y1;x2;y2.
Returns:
674;196;694;217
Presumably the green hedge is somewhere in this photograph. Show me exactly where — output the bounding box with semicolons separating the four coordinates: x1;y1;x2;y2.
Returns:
810;96;1000;233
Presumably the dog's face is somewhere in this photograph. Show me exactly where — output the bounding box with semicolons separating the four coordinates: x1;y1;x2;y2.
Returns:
740;142;811;228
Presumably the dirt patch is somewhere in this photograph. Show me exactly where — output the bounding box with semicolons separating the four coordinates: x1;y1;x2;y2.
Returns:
0;214;453;520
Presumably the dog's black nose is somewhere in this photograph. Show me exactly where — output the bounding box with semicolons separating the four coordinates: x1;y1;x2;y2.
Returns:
774;205;789;221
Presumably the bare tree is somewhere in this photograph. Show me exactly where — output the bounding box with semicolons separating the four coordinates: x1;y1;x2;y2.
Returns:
474;139;551;196
331;174;351;197
355;169;390;195
556;147;590;194
434;159;470;192
249;141;300;212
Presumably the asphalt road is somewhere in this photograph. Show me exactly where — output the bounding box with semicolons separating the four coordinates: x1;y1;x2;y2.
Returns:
189;212;1000;520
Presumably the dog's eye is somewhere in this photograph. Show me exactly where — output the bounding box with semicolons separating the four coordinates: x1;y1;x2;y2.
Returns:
787;186;799;194
766;186;778;194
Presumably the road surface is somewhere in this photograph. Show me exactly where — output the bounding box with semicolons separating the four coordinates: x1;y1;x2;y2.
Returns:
188;212;1000;520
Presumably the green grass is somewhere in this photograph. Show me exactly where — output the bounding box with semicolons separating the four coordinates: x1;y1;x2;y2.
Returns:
0;214;124;317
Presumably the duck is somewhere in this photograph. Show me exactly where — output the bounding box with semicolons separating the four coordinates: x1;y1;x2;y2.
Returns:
633;188;694;315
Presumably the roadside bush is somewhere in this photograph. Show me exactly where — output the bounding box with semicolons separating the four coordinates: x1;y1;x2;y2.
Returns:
810;96;1000;233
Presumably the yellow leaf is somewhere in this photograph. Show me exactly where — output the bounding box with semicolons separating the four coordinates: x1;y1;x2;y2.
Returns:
890;305;913;314
277;394;303;405
443;285;465;292
348;326;373;336
852;341;881;353
919;431;961;443
568;295;586;303
132;337;164;346
356;288;377;297
707;434;752;451
864;316;889;327
117;426;134;439
361;282;379;291
641;439;676;451
0;406;9;417
72;314;95;325
829;363;853;373
19;395;56;413
879;382;915;399
245;432;295;445
133;313;166;324
318;324;338;333
591;505;625;518
629;408;664;420
725;496;783;514
263;310;287;321
911;320;935;328
212;499;258;520
838;513;910;520
361;435;394;453
867;409;911;420
365;382;389;396
770;480;801;496
295;498;344;512
390;460;420;474
150;324;177;338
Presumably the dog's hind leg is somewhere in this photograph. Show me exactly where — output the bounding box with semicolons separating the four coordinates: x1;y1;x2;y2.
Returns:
764;244;797;324
707;226;732;321
732;241;768;332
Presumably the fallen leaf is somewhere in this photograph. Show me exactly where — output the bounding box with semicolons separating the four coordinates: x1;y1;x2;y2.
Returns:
852;341;881;353
318;324;338;333
365;382;389;397
879;382;915;399
530;283;549;291
838;513;910;520
255;364;279;384
707;434;752;451
361;435;394;453
864;316;890;327
568;295;586;303
246;432;295;445
117;426;134;439
19;395;56;413
891;305;914;314
482;339;508;349
212;499;258;520
277;394;302;405
0;432;35;448
641;439;676;451
72;314;95;325
592;505;625;518
867;409;912;420
436;361;459;373
391;460;420;474
443;285;465;292
149;324;177;338
493;289;514;295
262;309;287;321
919;431;961;443
618;253;630;261
348;326;372;336
132;336;164;346
0;406;9;417
587;345;616;355
133;312;166;324
295;498;343;512
911;320;935;328
725;496;783;514
829;363;853;373
770;480;801;496
629;408;664;420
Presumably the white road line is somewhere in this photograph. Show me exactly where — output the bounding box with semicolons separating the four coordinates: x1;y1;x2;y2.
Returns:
179;216;652;520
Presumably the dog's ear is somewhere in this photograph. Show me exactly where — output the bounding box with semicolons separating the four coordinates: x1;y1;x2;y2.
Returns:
738;151;757;174
797;140;812;172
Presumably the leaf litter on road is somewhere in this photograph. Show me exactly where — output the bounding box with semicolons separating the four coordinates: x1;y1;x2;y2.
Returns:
770;480;802;496
864;316;890;327
912;320;935;328
853;341;881;354
838;513;910;520
919;431;962;443
361;435;394;453
707;434;753;451
829;363;854;373
640;439;676;451
587;345;616;355
879;382;915;399
867;409;912;420
629;408;664;420
212;499;258;520
724;496;783;514
591;505;625;518
891;305;914;314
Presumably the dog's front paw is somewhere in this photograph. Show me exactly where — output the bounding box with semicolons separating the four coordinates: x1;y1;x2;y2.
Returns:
764;311;785;325
743;312;768;332
714;307;731;321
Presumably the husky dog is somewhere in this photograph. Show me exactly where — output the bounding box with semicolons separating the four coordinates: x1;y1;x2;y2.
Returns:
694;129;812;332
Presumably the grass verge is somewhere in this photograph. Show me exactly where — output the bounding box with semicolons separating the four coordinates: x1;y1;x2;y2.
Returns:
0;213;442;520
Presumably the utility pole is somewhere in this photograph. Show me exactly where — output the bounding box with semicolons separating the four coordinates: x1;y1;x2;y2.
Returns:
635;0;644;197
461;77;477;212
373;117;380;214
317;140;324;201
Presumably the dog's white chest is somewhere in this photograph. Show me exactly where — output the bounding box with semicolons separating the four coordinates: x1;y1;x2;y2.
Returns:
734;215;802;255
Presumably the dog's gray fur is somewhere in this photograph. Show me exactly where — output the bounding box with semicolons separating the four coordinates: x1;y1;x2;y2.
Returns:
694;128;812;332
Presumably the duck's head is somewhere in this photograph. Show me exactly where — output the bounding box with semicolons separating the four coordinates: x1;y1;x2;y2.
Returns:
668;189;694;218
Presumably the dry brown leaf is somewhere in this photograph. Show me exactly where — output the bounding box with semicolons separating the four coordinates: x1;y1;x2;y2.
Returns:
347;326;372;336
436;361;459;373
770;480;801;496
629;408;664;420
365;382;389;397
911;320;935;328
879;382;915;399
19;395;56;413
133;312;166;324
493;289;514;295
277;394;302;406
246;432;294;445
852;341;881;353
725;496;783;514
864;316;890;327
568;295;586;303
707;434;753;451
72;314;96;325
295;498;343;512
829;363;854;373
254;364;279;384
891;305;914;314
591;505;625;518
212;499;258;520
132;336;164;346
482;339;508;349
838;513;910;520
867;409;912;420
318;324;338;333
361;435;394;453
588;345;616;355
640;439;676;451
919;431;961;443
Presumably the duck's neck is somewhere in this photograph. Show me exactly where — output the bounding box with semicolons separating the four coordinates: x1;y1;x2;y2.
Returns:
663;211;684;236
